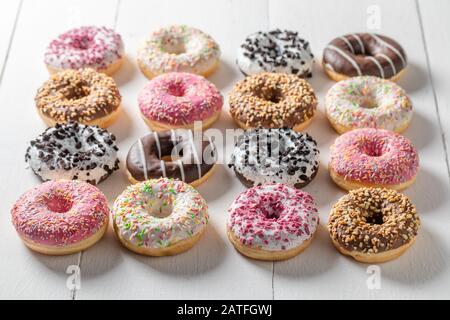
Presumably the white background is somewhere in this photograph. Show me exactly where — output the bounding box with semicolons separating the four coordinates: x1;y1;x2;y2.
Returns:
0;0;449;299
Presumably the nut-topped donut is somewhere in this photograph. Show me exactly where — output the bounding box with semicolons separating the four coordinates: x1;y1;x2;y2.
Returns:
328;187;420;263
229;72;317;130
228;128;319;188
126;129;217;186
323;33;407;82
35;68;121;128
237;29;314;77
137;25;221;79
44;26;124;75
25;123;120;185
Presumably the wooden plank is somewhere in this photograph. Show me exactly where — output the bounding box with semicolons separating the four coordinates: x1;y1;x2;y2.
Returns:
76;0;274;300
0;0;117;299
417;0;450;177
0;0;21;82
269;0;450;299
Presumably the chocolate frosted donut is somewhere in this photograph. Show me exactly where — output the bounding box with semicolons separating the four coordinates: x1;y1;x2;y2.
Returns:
237;29;314;77
126;129;217;186
323;33;407;81
35;68;121;128
229;72;317;130
228;128;319;188
25;122;119;185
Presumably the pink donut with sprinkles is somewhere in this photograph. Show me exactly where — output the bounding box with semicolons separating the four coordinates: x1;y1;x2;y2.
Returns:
138;72;223;130
44;26;124;75
329;128;419;191
11;180;109;255
227;183;319;261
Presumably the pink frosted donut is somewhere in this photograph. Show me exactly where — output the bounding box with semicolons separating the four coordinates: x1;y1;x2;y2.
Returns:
138;72;223;130
11;180;109;255
227;183;319;261
329;128;419;191
44;26;124;75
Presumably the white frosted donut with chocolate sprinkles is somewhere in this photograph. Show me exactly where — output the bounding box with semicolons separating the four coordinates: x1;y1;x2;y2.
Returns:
227;183;319;261
25;123;119;185
237;29;314;77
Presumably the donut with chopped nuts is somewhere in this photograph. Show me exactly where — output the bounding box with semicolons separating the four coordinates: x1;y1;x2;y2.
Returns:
25;123;119;185
228;128;319;188
35;68;121;128
227;183;319;261
237;29;314;77
328;187;420;263
228;72;317;131
44;26;124;75
329;128;419;191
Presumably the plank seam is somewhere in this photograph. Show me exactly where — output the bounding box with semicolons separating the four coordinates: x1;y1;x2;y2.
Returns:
415;0;450;182
0;0;24;88
113;0;121;29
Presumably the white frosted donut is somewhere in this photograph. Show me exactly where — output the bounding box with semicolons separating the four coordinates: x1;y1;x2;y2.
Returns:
227;183;319;260
44;26;124;75
236;29;314;77
325;76;412;134
137;25;221;79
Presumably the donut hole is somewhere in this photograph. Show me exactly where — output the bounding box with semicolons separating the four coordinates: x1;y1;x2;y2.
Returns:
360;141;384;157
161;36;186;55
70;35;93;50
364;211;384;225
167;83;185;97
45;194;73;213
63;83;91;101
256;88;283;103
259;199;283;220
146;197;174;218
359;96;378;109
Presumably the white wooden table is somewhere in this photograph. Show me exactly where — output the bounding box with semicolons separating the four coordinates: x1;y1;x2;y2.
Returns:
0;0;449;300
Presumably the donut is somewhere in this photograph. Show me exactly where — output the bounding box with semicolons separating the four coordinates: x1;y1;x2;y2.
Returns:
228;72;317;130
328;187;420;263
35;68;121;128
236;29;314;77
138;72;223;131
25;122;120;185
325;76;412;134
137;25;220;79
126;129;217;186
11;180;109;255
113;178;208;256
44;26;124;75
322;33;407;82
229;128;319;188
329;128;419;191
227;183;319;261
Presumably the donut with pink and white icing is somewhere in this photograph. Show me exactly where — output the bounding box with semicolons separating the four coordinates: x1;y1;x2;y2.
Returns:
44;26;124;75
138;72;223;130
329;128;419;191
11;180;109;255
227;183;319;260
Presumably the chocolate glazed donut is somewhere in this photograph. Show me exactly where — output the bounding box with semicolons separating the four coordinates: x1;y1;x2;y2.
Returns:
322;33;407;80
126;130;217;186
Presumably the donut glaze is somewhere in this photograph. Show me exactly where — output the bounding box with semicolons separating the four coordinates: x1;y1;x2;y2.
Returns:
326;76;412;133
229;72;317;129
328;187;420;260
137;25;220;77
44;26;124;72
229;128;319;188
323;33;407;79
227;183;319;251
127;129;216;184
25;123;120;185
11;180;109;247
138;72;223;126
237;29;314;77
329;128;419;187
113;178;208;249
